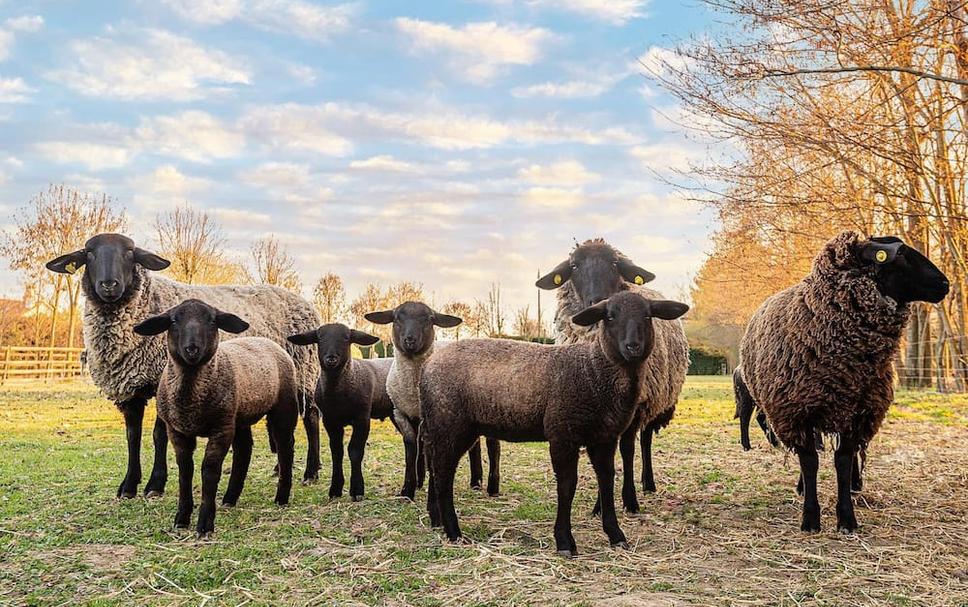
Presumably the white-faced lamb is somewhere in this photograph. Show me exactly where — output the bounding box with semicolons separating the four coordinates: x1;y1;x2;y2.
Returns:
288;323;394;501
365;302;501;500
46;233;321;498
420;292;689;556
736;231;949;532
536;238;689;514
133;299;298;538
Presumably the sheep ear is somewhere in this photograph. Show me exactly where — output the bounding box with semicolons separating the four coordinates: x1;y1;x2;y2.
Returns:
216;313;249;334
287;330;318;346
364;310;395;325
134;248;171;271
617;260;655;285
571;300;608;326
46;250;86;274
858;240;903;265
134;314;172;336
432;312;462;328
536;260;572;290
647;300;689;321
350;330;380;346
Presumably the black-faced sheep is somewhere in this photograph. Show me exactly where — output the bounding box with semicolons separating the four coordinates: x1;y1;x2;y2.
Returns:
365;302;501;500
737;231;949;532
133;299;299;538
288;323;394;501
46;233;321;498
536;238;689;514
420;292;689;556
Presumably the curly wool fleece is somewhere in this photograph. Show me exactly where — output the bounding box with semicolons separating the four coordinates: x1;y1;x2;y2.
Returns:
738;230;910;450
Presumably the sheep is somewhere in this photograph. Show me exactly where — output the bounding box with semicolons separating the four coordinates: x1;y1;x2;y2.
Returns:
364;302;501;500
420;292;689;556
45;233;321;499
287;323;394;501
133;299;298;538
737;231;949;532
536;238;689;514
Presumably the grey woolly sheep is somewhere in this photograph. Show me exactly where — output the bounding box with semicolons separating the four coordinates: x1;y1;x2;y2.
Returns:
536;238;689;514
134;299;299;538
420;292;689;556
46;233;322;499
737;231;949;533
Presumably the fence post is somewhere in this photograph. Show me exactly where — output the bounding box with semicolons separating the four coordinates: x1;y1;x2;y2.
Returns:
0;346;9;385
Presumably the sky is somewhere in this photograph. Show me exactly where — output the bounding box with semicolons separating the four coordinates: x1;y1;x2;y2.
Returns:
0;0;719;314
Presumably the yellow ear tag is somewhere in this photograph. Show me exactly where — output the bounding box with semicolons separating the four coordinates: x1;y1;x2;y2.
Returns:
65;262;77;274
634;275;644;285
875;250;888;263
553;274;562;285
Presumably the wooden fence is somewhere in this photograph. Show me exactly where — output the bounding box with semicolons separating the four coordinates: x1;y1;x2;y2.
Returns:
0;346;86;385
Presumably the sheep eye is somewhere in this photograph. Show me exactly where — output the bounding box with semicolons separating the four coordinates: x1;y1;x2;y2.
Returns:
570;263;578;270
606;314;615;322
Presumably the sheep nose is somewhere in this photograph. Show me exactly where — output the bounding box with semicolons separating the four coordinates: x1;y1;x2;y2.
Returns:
323;355;339;366
184;344;200;357
625;342;642;355
99;280;118;291
404;336;416;348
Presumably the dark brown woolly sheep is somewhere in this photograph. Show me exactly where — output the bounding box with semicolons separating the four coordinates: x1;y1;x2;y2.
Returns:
738;231;948;532
288;324;394;501
134;299;299;538
420;292;689;556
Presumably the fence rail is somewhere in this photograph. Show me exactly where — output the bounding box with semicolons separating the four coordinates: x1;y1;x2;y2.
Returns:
0;346;85;384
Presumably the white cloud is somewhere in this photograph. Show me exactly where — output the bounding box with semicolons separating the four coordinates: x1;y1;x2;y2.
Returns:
239;162;311;188
0;77;35;103
629;144;703;173
209;207;272;227
162;0;242;24
0;30;12;61
528;0;648;25
512;79;611;98
239;104;353;156
349;155;421;173
519;160;600;186
136;111;244;162
286;63;317;85
48;28;250;101
163;0;355;42
523;186;584;208
395;18;553;83
34;142;133;170
138;165;211;196
4;15;44;32
638;46;690;77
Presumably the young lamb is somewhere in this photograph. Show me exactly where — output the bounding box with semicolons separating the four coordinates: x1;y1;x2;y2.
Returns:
288;323;394;501
46;233;321;499
365;302;501;500
737;231;949;532
420;292;689;556
536;238;689;514
133;299;298;538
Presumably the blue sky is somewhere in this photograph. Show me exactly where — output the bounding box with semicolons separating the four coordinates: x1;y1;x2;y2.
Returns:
0;0;718;312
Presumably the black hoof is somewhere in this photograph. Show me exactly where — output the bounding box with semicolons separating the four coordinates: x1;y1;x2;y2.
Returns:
351;495;363;502
196;531;213;541
801;517;821;533
221;499;237;508
117;479;139;499
144;490;164;499
611;541;630;550
556;549;578;558
274;498;289;506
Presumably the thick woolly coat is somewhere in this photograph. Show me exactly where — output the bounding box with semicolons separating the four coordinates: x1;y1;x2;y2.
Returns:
553;243;689;431
82;266;319;407
739;231;910;449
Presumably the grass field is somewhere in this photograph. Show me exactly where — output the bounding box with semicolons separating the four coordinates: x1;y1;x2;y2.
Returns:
0;377;966;606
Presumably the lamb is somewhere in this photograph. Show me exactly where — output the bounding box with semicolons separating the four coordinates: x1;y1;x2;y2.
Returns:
288;323;394;501
737;231;949;532
133;299;298;538
536;238;689;514
420;292;689;555
365;302;501;500
45;233;321;499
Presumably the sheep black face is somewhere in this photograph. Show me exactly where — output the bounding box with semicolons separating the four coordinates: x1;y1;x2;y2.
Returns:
536;240;655;308
288;324;380;372
364;302;461;357
572;292;689;365
134;299;249;367
858;237;949;305
46;233;170;304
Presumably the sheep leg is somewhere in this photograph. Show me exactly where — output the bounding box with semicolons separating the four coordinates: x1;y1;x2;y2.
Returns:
639;423;657;493
222;425;253;507
434;443;466;542
795;444;821;532
143;416;169;498
416;426;426;489
549;440;580;557
348;420;369;501
593;424;638;516
426;452;441;527
269;408;296;506
398;415;419;500
834;437;859;533
485;438;501;497
117;396;147;499
851;448;865;493
734;369;756;451
468;439;484;490
588;441;629;549
266;420;279;478
197;432;233;539
325;420;345;499
301;406;321;484
169;430;196;530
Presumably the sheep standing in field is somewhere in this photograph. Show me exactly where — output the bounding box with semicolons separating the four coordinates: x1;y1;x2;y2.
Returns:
288;324;394;501
536;238;689;514
134;299;298;537
421;292;689;555
737;231;949;532
46;233;321;498
365;302;501;500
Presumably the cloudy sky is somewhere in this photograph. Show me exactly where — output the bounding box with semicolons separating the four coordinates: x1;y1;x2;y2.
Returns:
0;0;718;312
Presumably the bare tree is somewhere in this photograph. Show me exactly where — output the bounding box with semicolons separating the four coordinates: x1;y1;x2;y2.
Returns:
485;283;506;336
313;272;347;324
441;300;472;340
513;305;541;340
154;203;248;285
251;235;302;293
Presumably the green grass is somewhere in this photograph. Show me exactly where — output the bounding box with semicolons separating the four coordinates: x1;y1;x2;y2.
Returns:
1;377;966;606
